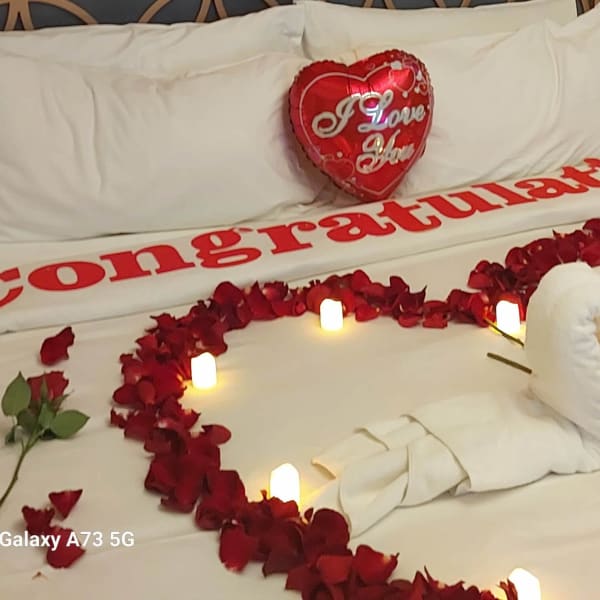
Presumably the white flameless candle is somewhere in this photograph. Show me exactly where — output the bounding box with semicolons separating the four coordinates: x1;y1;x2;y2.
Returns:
191;352;217;389
320;299;343;331
269;463;300;504
508;568;541;600
495;300;521;335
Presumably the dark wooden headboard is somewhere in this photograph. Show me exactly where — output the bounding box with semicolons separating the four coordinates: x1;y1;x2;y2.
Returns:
0;0;592;31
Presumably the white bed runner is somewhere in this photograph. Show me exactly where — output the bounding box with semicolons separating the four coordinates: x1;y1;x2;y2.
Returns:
2;159;600;332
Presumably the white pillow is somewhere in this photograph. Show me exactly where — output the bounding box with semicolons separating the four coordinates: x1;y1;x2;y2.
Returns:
297;0;577;60
0;6;304;77
0;52;323;241
324;7;600;200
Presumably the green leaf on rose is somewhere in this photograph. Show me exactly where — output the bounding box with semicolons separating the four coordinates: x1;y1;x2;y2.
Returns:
1;373;31;417
37;402;56;430
17;409;37;434
49;410;89;439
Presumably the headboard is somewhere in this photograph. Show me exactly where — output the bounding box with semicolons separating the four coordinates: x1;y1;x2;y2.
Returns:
0;0;594;31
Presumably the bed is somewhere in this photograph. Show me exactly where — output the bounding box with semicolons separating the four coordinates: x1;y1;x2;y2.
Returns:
1;1;599;599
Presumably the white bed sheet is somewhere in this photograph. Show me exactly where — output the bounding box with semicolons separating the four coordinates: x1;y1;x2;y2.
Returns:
1;220;599;599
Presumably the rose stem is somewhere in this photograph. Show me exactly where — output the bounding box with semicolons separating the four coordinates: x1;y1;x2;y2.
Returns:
0;437;36;510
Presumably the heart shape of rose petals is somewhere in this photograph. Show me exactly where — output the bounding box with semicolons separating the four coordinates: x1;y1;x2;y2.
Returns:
289;50;434;203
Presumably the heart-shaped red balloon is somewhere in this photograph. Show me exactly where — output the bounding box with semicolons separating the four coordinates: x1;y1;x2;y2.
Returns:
289;50;434;202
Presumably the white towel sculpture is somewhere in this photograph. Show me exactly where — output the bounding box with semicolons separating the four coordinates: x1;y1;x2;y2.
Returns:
312;263;600;536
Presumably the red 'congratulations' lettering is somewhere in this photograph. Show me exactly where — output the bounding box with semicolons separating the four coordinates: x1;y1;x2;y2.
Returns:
2;159;600;309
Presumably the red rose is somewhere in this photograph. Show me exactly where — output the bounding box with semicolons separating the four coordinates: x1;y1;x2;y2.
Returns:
27;372;69;414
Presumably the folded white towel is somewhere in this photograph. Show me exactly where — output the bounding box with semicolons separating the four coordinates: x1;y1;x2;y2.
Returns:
525;262;600;439
312;262;600;536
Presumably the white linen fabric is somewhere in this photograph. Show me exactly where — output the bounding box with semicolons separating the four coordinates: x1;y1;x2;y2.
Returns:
525;262;600;439
298;0;577;60
328;8;600;200
0;6;305;77
0;52;323;241
2;224;600;599
311;262;600;536
312;391;600;536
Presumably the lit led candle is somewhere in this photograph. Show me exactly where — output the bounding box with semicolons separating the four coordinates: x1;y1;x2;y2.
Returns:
508;568;541;600
191;352;217;389
269;463;300;504
320;299;343;331
495;299;521;335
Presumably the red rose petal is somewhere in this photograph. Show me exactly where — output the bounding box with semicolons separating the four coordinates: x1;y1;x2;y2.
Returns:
113;383;139;407
305;283;332;313
150;363;185;402
195;496;230;530
195;469;248;527
355;304;379;322
261;281;289;302
159;397;199;430
499;580;519;600
110;409;128;429
286;564;321;593
262;548;303;577
350;269;372;292
246;283;276;320
219;523;258;572
152;313;178;330
555;235;579;263
213;281;245;305
286;564;347;600
46;527;85;569
316;554;353;585
160;451;221;512
145;454;178;495
353;545;398;585
468;271;493;290
22;506;55;535
337;287;356;315
207;469;246;501
303;508;350;563
144;429;179;455
40;326;75;366
135;333;159;358
399;288;426;313
261;521;304;576
121;356;149;384
422;313;448;329
201;424;232;445
136;380;157;406
397;314;420;328
264;495;300;520
160;483;200;513
48;489;83;519
581;240;600;266
123;410;157;441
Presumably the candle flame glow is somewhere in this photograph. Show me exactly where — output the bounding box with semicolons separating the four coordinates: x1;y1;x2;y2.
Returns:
495;300;521;336
508;568;541;600
269;463;300;504
191;352;217;389
320;299;344;331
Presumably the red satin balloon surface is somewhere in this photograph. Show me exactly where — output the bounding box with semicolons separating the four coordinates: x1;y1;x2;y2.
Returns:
289;50;434;202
